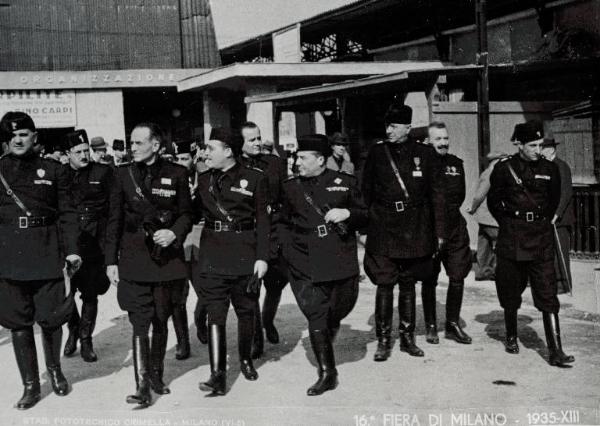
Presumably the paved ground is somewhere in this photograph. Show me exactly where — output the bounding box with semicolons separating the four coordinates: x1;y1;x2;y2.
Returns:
1;254;599;426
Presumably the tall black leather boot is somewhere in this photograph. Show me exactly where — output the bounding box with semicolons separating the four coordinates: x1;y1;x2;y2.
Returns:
307;329;338;396
238;316;258;381
398;285;424;357
63;304;80;357
126;335;152;406
79;300;98;362
194;301;208;345
542;312;575;367
251;300;264;359
149;326;170;394
445;281;472;344
504;309;519;354
12;328;41;410
373;285;394;362
199;324;227;396
41;327;69;396
262;289;282;344
173;304;191;360
421;281;439;344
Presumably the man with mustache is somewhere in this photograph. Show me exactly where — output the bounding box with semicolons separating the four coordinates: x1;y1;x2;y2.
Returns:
62;130;120;363
488;119;574;367
421;122;472;345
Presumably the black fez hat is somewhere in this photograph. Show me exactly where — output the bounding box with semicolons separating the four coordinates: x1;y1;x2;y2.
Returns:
1;111;36;133
329;132;350;146
384;103;412;125
297;134;332;157
63;129;89;150
210;127;242;156
511;120;544;144
172;139;196;155
112;139;126;151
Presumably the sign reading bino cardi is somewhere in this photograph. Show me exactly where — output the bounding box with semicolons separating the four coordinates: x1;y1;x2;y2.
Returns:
0;90;76;128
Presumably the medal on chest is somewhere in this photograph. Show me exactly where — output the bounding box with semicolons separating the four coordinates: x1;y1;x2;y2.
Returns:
412;157;422;177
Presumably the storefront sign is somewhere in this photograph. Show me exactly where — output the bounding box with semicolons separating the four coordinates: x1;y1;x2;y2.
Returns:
0;69;202;90
0;90;76;128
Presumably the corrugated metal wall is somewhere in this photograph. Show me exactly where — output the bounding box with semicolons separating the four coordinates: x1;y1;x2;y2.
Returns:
180;0;220;68
0;0;219;71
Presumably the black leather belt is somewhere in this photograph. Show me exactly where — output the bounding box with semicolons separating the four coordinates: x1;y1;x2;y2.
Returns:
205;220;255;232
505;210;546;222
376;199;425;212
12;216;55;229
292;223;330;238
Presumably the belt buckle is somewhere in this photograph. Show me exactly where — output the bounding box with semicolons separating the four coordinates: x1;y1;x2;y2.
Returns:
526;212;534;222
317;224;328;238
395;201;405;212
19;216;28;229
214;220;222;232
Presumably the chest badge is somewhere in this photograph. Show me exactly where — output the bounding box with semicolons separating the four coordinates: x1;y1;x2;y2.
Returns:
37;169;46;178
161;177;172;185
413;157;421;170
334;178;342;184
231;179;253;197
445;166;460;176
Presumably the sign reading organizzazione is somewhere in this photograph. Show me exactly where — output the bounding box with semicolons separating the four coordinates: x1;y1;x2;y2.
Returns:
0;90;76;128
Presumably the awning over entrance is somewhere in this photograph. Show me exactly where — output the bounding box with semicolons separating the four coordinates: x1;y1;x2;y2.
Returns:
243;64;481;107
176;61;448;92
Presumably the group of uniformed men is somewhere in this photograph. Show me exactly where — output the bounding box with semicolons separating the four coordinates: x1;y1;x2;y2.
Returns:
0;102;574;410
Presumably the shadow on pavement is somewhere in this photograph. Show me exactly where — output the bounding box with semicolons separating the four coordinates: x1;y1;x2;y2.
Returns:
192;302;305;396
58;314;131;390
474;310;547;361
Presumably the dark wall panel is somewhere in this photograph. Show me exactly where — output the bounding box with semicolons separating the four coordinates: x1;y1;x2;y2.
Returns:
0;0;218;71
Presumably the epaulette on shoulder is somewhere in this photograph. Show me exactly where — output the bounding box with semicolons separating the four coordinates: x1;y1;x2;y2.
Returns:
93;162;110;170
339;171;357;179
116;161;131;167
500;156;510;162
42;156;61;165
449;153;464;163
376;139;386;145
283;175;299;183
169;161;188;170
244;165;265;174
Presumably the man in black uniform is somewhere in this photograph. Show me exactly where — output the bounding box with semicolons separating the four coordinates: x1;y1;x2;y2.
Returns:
191;127;270;396
170;138;199;359
0;112;81;409
282;134;365;395
488;119;574;367
421;122;472;344
62;130;120;362
239;121;288;358
362;103;445;361
108;122;193;406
